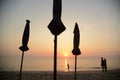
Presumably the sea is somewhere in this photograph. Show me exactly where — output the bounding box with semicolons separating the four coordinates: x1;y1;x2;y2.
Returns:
0;55;120;71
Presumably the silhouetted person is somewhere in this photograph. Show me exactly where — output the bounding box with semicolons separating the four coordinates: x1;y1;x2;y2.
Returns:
101;57;104;72
104;58;107;71
67;63;70;71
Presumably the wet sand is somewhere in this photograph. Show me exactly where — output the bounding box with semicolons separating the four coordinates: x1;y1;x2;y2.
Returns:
0;69;120;80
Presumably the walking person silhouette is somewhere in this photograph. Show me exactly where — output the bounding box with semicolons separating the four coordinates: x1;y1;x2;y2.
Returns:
67;63;70;71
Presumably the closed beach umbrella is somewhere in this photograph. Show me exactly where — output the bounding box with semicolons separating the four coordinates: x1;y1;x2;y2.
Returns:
72;23;81;80
47;0;66;80
19;20;30;80
72;23;81;55
19;20;30;51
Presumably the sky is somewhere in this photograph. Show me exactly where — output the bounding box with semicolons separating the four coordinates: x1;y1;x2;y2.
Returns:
0;0;120;70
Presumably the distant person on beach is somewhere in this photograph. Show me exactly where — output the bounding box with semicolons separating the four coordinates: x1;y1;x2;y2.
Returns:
67;63;70;71
101;57;104;71
104;58;107;71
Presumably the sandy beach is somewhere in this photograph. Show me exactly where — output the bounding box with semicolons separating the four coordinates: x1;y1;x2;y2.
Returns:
0;69;120;80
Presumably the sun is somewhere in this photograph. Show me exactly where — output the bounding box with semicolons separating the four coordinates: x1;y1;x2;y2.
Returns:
62;50;69;57
64;53;68;57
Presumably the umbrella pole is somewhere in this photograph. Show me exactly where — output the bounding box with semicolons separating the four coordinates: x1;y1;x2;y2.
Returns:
54;35;57;80
19;51;24;80
75;55;77;80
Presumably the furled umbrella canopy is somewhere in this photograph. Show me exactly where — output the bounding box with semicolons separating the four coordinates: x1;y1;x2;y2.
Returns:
19;20;30;51
48;0;66;35
72;23;81;55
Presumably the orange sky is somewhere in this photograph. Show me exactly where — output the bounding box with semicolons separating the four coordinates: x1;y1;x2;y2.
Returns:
0;0;120;59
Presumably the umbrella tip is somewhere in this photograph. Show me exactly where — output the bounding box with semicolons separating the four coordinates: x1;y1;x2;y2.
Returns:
26;20;30;23
73;22;79;33
75;22;78;25
75;22;78;27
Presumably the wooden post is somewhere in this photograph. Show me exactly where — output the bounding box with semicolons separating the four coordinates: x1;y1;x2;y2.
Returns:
19;51;24;80
54;35;57;80
75;55;77;80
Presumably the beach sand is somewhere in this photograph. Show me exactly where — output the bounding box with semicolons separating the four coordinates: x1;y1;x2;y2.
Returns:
0;69;120;80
